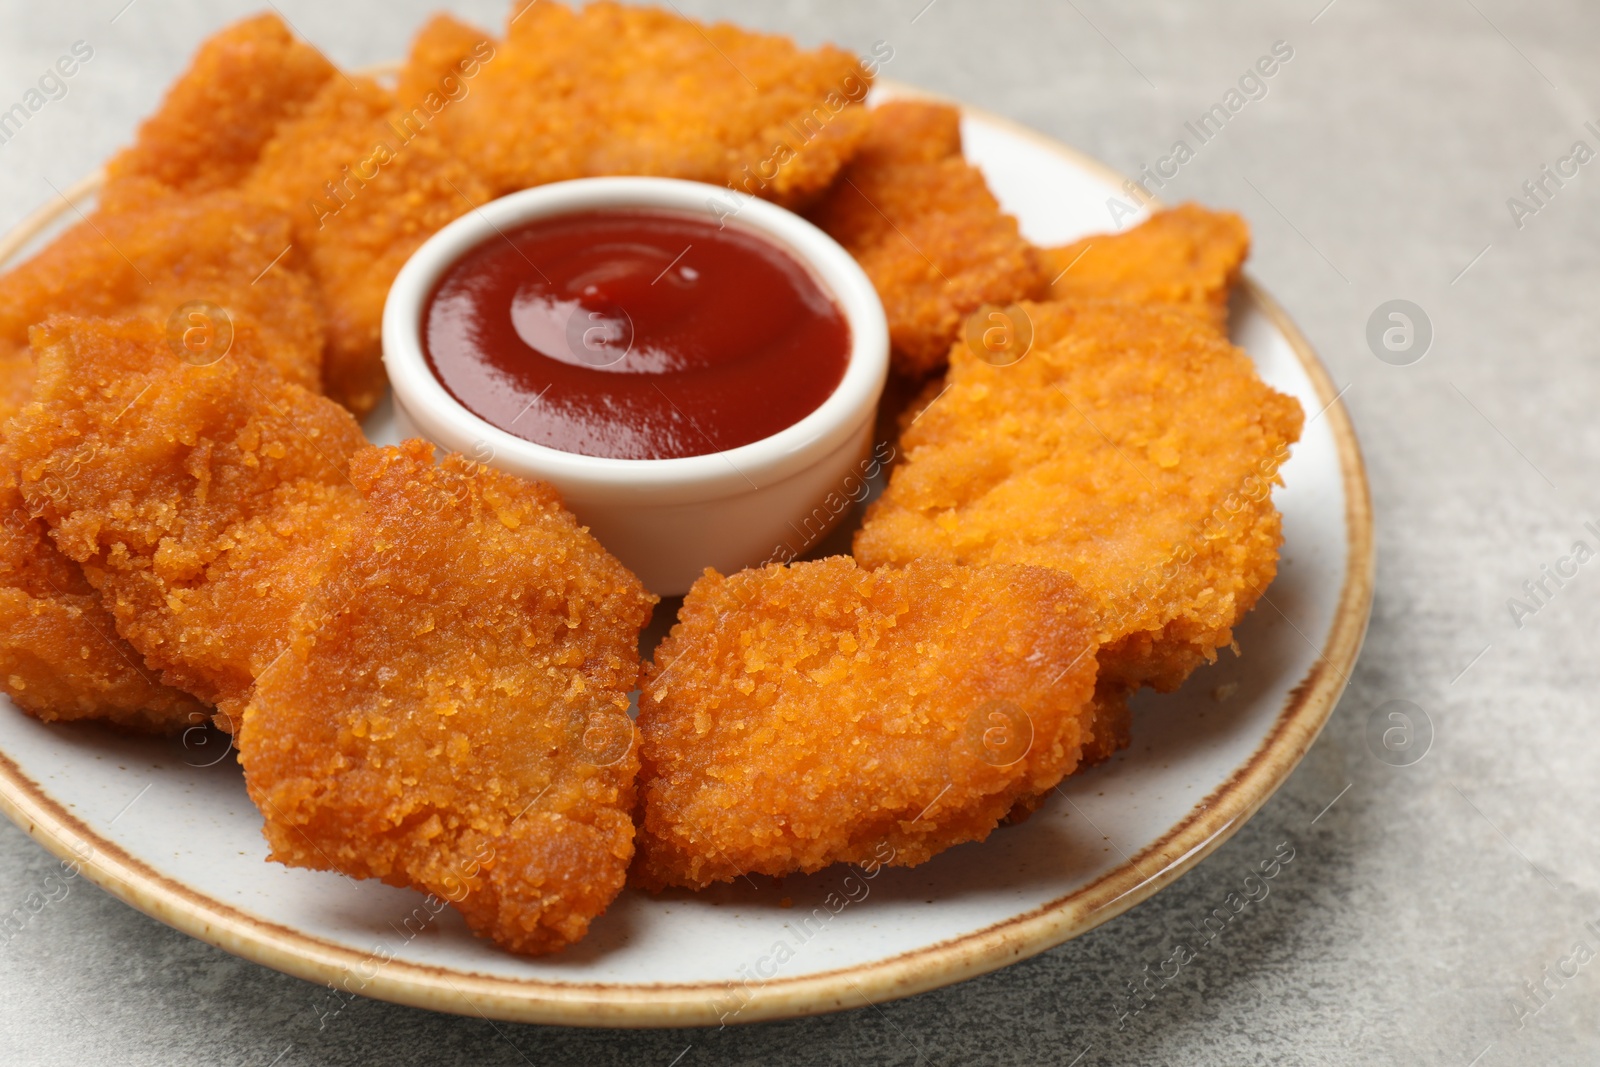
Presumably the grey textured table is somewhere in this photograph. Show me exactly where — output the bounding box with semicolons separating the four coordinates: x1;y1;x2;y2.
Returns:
2;1;1596;1064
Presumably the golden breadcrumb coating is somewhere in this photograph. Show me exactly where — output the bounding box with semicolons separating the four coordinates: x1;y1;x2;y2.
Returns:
0;184;324;426
91;13;495;419
434;1;872;206
854;300;1303;698
1040;204;1250;329
244;68;495;419
395;13;496;105
1083;681;1137;763
0;477;206;732
634;556;1099;891
0;362;31;437
239;11;503;417
850;99;965;165
808;101;1047;378
100;14;337;202
240;440;656;956
5;317;365;721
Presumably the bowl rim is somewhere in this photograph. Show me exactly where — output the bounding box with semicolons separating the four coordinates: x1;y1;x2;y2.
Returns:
381;175;889;502
0;77;1375;1030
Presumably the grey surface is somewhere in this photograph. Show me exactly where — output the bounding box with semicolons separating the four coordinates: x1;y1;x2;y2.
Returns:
1;0;1596;1064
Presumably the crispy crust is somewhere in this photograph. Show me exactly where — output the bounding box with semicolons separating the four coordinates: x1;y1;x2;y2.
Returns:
633;556;1099;891
100;14;338;201
433;1;872;207
1040;204;1250;329
0;476;205;732
4;317;365;720
808;101;1048;378
854;299;1304;698
89;13;496;418
0;184;324;426
242;69;495;418
240;440;656;955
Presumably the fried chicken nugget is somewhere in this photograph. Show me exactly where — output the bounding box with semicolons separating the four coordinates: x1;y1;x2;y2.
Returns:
5;317;366;722
0;477;206;732
244;61;496;417
240;440;656;955
396;13;497;105
100;14;338;205
1040;204;1250;329
434;1;872;206
633;556;1099;891
0;183;324;425
854;301;1303;707
808;101;1048;378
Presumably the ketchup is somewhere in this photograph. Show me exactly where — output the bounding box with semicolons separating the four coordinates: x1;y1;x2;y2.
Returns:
422;209;851;460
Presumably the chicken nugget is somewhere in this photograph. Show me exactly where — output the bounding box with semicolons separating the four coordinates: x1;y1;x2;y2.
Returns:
854;300;1303;705
240;440;656;955
395;13;496;105
5;316;366;722
434;1;872;206
808;101;1047;378
0;184;324;425
0;477;205;732
245;67;495;418
100;14;338;204
1040;204;1250;329
633;556;1098;891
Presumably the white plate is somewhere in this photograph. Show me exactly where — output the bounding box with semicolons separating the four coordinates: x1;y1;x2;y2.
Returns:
0;81;1372;1027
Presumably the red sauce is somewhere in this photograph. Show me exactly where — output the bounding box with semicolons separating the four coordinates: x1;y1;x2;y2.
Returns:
423;209;851;460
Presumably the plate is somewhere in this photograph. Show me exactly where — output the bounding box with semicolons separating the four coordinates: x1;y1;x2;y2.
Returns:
0;79;1372;1027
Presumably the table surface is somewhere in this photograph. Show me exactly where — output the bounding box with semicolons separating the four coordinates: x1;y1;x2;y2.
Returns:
3;1;1597;1064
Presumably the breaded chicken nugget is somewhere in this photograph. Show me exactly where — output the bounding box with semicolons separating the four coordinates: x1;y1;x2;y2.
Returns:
434;1;872;206
808;101;1047;378
5;317;366;722
0;478;205;732
1040;204;1250;329
240;440;656;955
395;13;496;105
633;556;1098;891
245;68;495;418
854;300;1303;704
100;14;338;203
0;184;324;425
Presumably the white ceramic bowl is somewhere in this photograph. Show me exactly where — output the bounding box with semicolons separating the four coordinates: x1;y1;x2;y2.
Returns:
382;177;889;595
